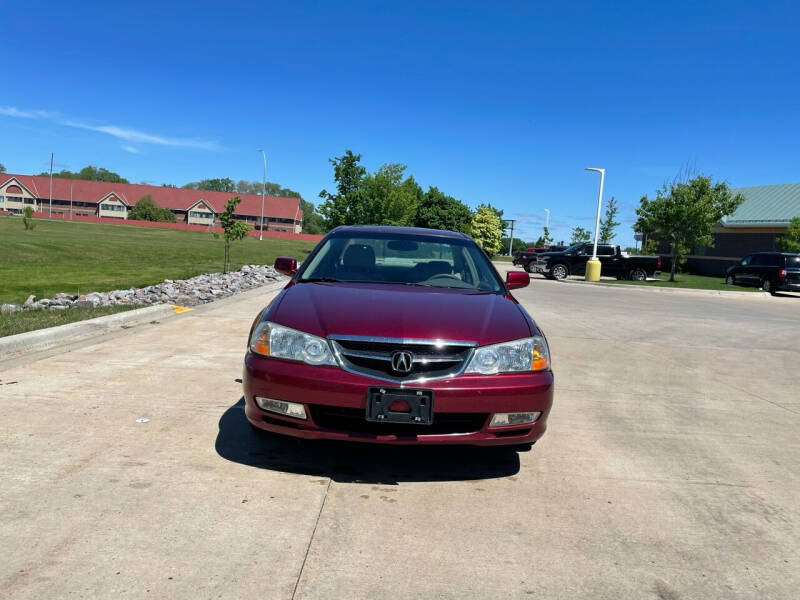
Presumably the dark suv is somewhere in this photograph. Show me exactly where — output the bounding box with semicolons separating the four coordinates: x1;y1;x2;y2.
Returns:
725;252;800;295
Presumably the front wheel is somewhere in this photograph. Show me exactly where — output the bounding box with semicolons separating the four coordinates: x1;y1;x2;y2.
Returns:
523;262;533;273
726;274;735;286
551;263;569;280
762;278;775;295
629;268;647;281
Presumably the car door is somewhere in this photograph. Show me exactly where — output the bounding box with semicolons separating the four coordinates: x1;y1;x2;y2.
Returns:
573;244;593;275
597;245;622;276
735;255;754;284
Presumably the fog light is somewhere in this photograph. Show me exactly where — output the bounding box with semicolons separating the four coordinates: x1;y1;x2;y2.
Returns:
490;411;541;427
255;396;307;420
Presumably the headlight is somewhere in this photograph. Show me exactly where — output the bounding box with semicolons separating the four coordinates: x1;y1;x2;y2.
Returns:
249;321;337;366
465;336;550;374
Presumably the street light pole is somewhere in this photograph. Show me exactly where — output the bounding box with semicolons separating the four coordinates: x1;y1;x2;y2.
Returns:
584;167;606;281
48;152;54;218
258;150;267;241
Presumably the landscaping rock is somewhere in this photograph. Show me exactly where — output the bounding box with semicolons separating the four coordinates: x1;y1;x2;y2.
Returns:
16;265;283;313
2;304;22;314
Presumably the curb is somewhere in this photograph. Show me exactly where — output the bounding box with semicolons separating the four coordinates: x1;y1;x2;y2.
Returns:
555;277;771;297
0;280;287;362
0;304;177;358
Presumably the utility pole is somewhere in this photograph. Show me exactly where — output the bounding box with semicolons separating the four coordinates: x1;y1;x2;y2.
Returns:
506;219;516;256
48;152;54;218
258;150;267;241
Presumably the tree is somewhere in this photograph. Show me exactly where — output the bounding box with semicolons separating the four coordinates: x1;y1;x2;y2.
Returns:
778;217;800;253
360;163;422;226
414;186;473;233
0;163;6;173
535;226;554;247
598;196;620;243
183;178;236;193
216;197;250;273
570;226;591;244
635;175;745;281
128;195;176;222
299;198;325;234
37;165;128;183
471;205;503;255
318;150;368;228
501;237;529;254
22;206;35;230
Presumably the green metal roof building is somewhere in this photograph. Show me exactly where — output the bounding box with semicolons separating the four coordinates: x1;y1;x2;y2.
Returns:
688;182;800;276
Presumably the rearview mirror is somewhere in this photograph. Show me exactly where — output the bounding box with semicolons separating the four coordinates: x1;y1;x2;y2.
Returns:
506;270;530;290
274;256;298;276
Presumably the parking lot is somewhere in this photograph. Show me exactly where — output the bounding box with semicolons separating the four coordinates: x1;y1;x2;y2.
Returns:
1;277;798;599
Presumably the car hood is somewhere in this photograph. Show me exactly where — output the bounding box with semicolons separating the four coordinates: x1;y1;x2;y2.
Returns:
268;282;533;345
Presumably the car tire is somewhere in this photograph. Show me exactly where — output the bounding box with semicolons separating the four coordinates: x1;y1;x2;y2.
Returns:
629;268;647;281
523;262;533;273
551;263;569;280
726;274;735;285
512;442;534;452
762;278;775;295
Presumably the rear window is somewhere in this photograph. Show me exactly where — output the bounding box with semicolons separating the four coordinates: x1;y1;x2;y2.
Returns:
786;255;800;267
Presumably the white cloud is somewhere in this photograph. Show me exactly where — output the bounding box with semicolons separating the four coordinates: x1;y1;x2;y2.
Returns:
0;105;221;151
121;145;141;154
0;105;60;119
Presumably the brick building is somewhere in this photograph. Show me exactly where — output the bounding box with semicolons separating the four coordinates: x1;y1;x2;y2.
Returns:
0;173;303;233
685;182;800;276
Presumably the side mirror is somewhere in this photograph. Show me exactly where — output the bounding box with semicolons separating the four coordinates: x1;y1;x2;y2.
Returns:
274;256;298;276
506;270;530;290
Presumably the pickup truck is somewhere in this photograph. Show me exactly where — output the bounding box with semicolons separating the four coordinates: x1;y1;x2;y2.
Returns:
532;243;661;280
513;247;565;270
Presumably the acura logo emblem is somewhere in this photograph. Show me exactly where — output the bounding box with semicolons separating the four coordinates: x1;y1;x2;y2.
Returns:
391;351;414;374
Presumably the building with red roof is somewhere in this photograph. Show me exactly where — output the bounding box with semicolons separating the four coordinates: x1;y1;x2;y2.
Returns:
0;173;303;232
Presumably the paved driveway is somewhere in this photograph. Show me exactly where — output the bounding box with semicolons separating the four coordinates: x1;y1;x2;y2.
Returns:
1;279;798;599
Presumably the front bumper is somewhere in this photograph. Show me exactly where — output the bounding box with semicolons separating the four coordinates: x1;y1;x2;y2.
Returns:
243;354;554;445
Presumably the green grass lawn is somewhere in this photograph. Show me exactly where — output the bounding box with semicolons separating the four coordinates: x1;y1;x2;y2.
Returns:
0;305;138;337
0;216;317;304
604;271;761;292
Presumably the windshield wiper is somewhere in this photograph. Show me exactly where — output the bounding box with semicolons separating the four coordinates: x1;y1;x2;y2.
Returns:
299;277;343;283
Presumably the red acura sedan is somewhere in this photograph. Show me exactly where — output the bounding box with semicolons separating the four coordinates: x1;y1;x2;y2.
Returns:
243;226;554;447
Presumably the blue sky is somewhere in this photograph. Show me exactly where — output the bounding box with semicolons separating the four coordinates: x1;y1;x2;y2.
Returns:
2;0;799;246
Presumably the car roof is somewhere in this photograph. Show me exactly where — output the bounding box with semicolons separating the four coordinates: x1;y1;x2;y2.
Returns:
329;225;471;240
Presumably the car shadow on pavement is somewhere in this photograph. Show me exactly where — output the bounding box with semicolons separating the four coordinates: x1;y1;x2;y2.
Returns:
215;399;521;484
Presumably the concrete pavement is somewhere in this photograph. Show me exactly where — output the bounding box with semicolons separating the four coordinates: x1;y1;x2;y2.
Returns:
1;278;798;599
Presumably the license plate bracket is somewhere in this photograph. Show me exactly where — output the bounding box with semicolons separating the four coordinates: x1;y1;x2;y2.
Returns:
366;387;434;425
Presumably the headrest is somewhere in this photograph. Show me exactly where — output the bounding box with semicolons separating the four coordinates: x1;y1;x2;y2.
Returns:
343;244;375;270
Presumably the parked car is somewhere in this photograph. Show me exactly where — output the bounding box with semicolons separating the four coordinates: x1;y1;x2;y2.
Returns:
243;226;554;448
533;243;661;280
725;252;800;295
513;247;564;269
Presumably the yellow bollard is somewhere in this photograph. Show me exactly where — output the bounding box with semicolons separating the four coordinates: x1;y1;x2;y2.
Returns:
585;258;602;281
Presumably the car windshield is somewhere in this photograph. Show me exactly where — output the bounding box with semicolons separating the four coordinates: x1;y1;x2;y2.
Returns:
562;243;585;253
297;231;505;293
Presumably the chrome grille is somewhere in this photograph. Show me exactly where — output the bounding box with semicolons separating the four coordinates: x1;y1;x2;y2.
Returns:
329;336;476;383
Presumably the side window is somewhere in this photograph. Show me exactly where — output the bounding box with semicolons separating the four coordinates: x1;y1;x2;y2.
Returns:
740;256;751;266
579;246;593;256
750;255;765;266
598;245;615;256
